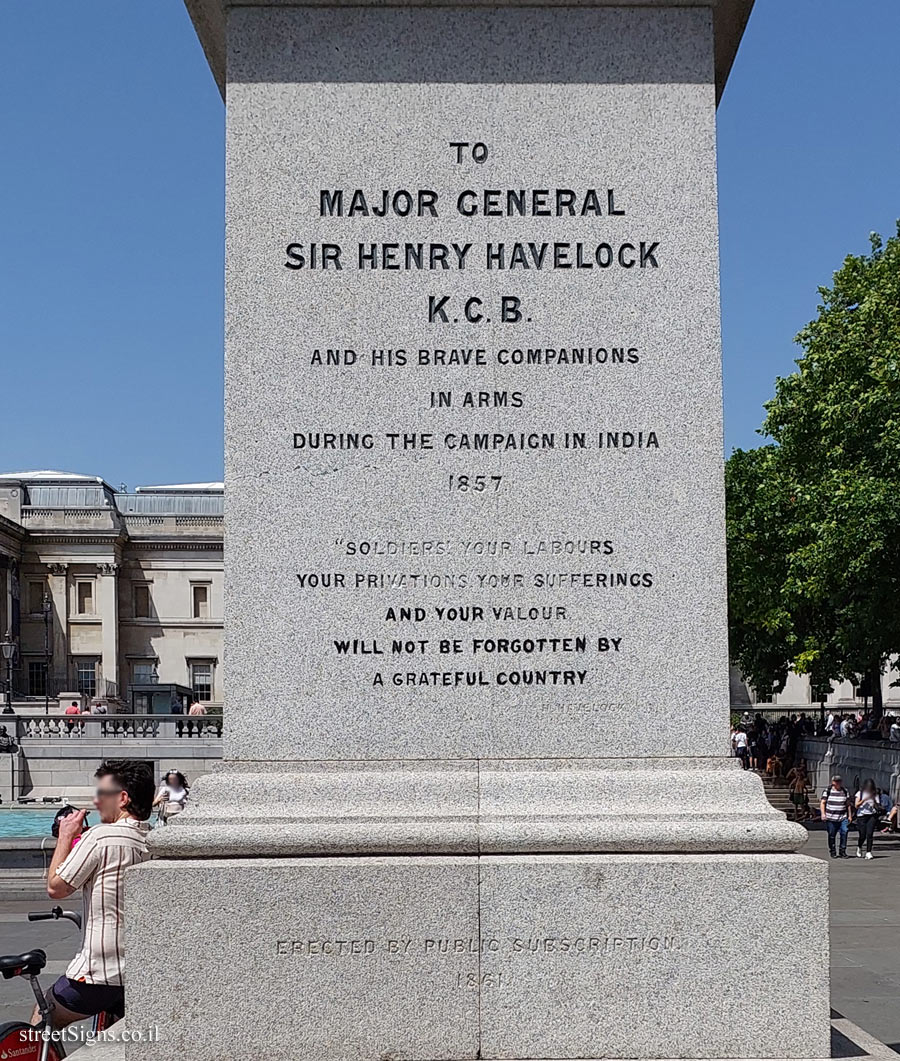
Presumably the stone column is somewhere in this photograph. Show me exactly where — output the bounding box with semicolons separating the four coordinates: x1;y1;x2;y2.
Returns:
0;751;17;804
46;563;69;693
96;562;119;696
126;2;830;1059
0;554;9;638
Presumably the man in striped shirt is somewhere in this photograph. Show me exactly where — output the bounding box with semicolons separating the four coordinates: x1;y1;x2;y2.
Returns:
37;759;153;1028
820;773;853;859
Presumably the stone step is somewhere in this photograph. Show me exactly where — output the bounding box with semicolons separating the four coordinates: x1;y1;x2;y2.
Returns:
755;772;805;815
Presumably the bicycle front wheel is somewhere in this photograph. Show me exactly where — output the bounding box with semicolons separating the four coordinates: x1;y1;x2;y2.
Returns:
0;1020;65;1061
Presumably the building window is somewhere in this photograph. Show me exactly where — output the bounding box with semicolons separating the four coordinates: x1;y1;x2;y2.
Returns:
76;581;95;616
189;660;213;702
753;687;774;705
191;584;210;619
28;581;46;615
810;684;832;704
133;660;158;684
133;583;151;619
28;661;47;696
75;657;98;698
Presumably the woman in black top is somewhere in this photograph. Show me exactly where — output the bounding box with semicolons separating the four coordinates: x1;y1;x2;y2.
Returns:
855;778;882;859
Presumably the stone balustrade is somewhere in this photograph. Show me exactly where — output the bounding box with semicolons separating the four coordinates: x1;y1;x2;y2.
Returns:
1;714;223;804
11;712;223;741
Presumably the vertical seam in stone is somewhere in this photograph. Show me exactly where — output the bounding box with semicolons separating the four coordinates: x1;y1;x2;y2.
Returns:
476;757;482;1059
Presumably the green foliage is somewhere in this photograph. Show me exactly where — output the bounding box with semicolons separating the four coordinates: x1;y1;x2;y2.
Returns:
727;225;900;706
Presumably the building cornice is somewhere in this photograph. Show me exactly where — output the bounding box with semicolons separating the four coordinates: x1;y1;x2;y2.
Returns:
125;540;223;552
24;534;126;547
0;512;26;543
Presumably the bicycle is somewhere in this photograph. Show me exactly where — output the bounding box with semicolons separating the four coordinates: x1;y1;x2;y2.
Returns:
0;906;118;1060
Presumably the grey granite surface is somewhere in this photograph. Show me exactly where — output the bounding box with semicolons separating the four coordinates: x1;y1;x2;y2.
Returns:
223;4;728;766
123;854;828;1061
478;854;830;1059
184;0;754;103
149;758;808;856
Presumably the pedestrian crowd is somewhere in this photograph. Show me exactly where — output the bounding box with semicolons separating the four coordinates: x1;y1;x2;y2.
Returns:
823;710;900;743
730;710;897;858
730;711;813;775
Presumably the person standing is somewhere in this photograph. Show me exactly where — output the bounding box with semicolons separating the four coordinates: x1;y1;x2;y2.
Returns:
92;699;108;736
170;697;184;737
748;725;762;772
187;699;207;737
854;778;882;860
152;769;190;824
732;727;750;770
38;759;153;1028
786;763;810;821
820;774;853;858
64;700;81;735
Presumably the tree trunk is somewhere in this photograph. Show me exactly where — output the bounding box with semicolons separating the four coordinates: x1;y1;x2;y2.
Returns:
871;666;884;719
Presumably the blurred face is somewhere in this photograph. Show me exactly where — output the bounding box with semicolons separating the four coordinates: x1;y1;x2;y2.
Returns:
832;778;842;789
94;775;128;822
166;773;179;787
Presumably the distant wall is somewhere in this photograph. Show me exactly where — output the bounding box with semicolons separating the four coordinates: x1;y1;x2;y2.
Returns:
799;737;900;804
4;738;221;801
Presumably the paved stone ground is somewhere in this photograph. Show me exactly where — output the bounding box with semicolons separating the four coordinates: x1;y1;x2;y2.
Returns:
808;820;900;1050
0;900;85;1033
0;825;897;1053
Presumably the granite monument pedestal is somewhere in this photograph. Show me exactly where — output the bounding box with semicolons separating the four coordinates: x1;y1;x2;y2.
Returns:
125;1;830;1057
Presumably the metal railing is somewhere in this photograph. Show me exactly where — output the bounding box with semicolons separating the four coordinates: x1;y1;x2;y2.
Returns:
9;677;69;703
13;713;223;740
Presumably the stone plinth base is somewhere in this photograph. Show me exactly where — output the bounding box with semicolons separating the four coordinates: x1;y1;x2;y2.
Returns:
124;853;829;1060
147;759;807;856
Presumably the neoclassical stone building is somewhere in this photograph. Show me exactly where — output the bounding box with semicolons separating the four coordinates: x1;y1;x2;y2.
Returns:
0;471;223;712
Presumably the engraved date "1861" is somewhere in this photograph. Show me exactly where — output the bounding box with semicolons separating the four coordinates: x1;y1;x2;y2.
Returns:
456;971;505;989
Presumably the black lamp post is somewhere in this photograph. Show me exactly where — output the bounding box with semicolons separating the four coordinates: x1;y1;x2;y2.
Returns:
42;593;52;715
0;632;16;714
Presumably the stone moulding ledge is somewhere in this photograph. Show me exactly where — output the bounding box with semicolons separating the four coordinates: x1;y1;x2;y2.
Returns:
148;756;807;857
184;0;754;104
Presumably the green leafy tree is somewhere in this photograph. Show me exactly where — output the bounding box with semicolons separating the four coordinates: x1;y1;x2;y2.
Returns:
725;445;794;696
727;226;900;713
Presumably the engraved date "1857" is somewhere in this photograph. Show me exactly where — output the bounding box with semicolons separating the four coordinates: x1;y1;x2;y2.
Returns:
449;474;504;493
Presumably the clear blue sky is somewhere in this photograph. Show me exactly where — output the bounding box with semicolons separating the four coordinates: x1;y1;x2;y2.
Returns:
1;1;898;487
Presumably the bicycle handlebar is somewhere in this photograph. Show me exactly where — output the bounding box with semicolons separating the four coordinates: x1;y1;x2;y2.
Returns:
28;906;81;928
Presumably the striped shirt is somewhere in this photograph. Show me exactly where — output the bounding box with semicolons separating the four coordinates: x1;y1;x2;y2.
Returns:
56;817;150;985
821;787;851;821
